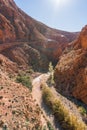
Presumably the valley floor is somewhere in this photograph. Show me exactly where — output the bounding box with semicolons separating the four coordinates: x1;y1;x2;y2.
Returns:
32;73;85;130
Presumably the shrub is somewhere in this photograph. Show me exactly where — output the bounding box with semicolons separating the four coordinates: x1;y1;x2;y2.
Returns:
47;121;54;130
16;74;32;91
48;62;55;85
78;106;87;116
42;84;54;108
47;75;55;86
42;85;87;130
43;126;47;130
49;62;54;73
26;68;34;74
52;99;68;122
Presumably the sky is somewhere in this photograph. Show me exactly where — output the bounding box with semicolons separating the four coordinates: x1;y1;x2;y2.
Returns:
14;0;87;32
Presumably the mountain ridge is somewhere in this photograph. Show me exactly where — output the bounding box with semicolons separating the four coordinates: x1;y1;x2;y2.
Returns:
0;0;78;71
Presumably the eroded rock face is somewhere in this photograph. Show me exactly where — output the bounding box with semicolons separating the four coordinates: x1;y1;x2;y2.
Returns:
79;25;87;49
0;0;78;69
54;25;87;104
0;54;18;73
73;25;87;50
2;43;49;71
0;14;16;43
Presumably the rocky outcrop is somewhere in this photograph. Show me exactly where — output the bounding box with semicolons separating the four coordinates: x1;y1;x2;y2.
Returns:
0;14;16;43
0;54;18;73
54;25;87;104
72;25;87;50
78;25;87;49
2;43;49;71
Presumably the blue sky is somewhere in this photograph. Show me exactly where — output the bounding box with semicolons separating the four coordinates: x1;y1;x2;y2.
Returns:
14;0;87;32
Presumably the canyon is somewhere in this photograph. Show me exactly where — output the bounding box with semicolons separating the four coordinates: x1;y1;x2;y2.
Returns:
0;0;87;130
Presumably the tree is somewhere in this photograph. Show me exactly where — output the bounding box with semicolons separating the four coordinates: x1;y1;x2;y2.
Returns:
49;62;53;74
48;62;54;85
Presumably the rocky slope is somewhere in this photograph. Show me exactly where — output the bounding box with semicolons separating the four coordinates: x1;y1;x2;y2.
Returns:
0;54;18;73
54;25;87;104
0;56;43;130
0;0;78;71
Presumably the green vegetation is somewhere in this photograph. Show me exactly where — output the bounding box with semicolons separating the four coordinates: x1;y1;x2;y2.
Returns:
49;62;54;73
43;121;54;130
47;121;54;130
48;62;55;85
16;74;32;91
26;68;34;74
42;84;87;130
43;126;47;130
78;106;87;116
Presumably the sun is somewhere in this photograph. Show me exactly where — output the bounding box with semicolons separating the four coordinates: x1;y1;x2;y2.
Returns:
49;0;70;9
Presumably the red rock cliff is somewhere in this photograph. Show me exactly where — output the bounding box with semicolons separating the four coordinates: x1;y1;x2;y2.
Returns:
54;25;87;104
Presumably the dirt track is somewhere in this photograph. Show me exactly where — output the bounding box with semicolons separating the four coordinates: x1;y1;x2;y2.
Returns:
32;74;60;130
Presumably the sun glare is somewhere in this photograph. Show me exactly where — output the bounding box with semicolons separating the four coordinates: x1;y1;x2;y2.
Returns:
49;0;70;9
